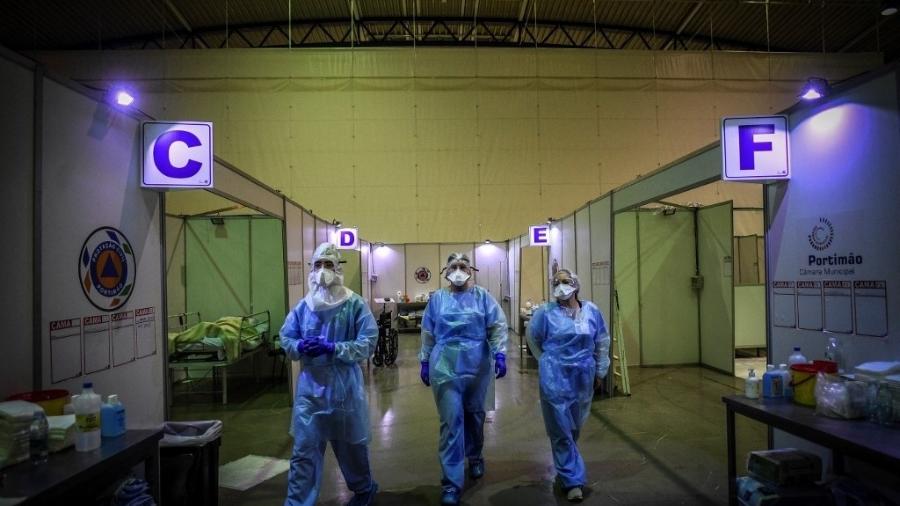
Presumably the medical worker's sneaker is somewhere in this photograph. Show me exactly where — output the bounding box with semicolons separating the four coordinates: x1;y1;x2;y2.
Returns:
346;482;378;506
440;485;461;505
468;459;485;479
566;486;584;502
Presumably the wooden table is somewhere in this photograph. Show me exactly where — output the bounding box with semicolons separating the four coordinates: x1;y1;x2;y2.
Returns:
0;429;163;505
722;395;900;506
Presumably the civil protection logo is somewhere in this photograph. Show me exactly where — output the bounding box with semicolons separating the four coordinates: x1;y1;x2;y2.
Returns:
808;217;834;251
415;266;432;283
79;227;136;311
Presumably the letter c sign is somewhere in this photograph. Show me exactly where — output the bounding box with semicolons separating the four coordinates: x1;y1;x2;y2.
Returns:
142;121;214;189
335;228;359;250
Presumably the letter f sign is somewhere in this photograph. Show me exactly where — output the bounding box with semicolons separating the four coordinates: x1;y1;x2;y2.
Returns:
738;124;774;171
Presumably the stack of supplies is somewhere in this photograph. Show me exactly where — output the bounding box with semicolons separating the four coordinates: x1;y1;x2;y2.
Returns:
47;414;77;453
0;400;42;468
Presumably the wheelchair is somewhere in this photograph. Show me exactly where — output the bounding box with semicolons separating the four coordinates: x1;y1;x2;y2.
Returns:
372;303;398;367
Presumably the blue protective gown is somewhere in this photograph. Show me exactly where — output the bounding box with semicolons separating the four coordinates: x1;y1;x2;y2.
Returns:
419;285;508;491
280;293;378;506
526;300;610;489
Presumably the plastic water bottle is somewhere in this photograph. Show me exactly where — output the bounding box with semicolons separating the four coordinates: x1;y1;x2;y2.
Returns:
29;410;49;465
101;394;127;438
779;364;793;398
74;382;102;451
788;347;808;365
745;369;761;399
824;337;845;373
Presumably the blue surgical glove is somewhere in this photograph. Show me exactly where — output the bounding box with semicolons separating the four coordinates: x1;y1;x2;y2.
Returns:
294;339;310;356
494;353;507;379
305;338;335;357
420;361;430;386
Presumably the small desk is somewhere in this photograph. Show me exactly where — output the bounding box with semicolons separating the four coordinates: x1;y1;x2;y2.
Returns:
722;395;900;506
0;429;163;505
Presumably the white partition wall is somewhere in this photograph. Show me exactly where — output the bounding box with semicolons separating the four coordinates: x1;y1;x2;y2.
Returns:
285;202;305;308
589;197;613;320
360;241;371;306
165;215;186;316
0;52;35;398
574;207;592;302
40;78;165;427
768;68;900;380
371;245;406;300
614;212;642;366
560;215;577;273
697;202;735;374
405;244;441;299
507;237;522;332
475;242;508;314
302;211;315;294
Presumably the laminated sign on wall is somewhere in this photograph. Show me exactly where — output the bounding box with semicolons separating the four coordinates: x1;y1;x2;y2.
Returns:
721;116;790;182
142;121;213;189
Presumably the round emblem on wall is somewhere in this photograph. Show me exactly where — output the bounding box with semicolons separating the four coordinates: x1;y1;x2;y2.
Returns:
79;226;136;311
808;217;834;251
414;266;431;283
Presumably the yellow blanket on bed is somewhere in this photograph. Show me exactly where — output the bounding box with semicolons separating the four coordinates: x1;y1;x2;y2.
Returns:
169;316;259;362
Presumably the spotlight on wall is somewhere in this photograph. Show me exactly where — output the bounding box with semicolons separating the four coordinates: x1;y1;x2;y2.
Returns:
484;239;492;244
210;217;225;225
332;219;342;228
112;89;135;107
799;77;830;101
546;217;554;224
881;0;898;16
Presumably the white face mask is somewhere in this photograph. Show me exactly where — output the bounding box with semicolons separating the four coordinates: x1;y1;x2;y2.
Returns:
447;270;470;287
314;268;337;287
553;284;577;300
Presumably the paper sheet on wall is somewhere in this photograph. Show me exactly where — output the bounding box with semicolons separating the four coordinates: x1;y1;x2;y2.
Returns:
50;318;82;383
591;261;610;286
135;307;157;358
823;281;853;334
772;281;796;328
111;310;135;366
83;315;111;374
796;281;823;331
854;281;888;337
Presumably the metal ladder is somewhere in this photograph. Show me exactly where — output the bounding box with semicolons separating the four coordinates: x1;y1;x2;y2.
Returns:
612;290;631;396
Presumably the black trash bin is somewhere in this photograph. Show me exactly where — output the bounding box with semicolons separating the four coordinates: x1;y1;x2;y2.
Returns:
160;420;223;506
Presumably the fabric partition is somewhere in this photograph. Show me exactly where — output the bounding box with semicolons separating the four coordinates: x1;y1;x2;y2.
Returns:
250;218;287;333
735;286;766;349
697;202;734;374
186;218;252;320
0;52;34;398
637;210;699;365
35;48;881;243
574;207;592;302
613;212;641;366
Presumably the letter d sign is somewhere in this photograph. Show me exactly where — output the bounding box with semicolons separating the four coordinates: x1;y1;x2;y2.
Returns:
142;121;214;189
336;228;359;250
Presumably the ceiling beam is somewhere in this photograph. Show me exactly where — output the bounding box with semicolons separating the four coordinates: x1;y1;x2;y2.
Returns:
662;2;702;50
164;0;206;48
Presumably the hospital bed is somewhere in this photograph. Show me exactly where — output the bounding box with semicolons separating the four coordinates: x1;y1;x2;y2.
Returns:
166;310;272;405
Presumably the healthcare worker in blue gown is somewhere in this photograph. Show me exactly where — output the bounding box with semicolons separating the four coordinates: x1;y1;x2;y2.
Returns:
419;252;509;506
281;243;379;506
527;269;610;503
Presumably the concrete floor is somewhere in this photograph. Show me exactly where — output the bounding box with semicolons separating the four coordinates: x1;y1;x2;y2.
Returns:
171;335;766;505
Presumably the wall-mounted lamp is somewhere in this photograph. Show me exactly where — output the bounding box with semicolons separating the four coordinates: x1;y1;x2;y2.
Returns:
484;239;492;244
210;217;225;225
546;217;554;224
881;0;898;16
799;77;830;101
332;219;342;228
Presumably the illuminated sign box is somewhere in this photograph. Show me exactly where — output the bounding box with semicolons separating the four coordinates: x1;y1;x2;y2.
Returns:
335;228;359;250
721;115;790;182
530;225;550;247
142;121;213;189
